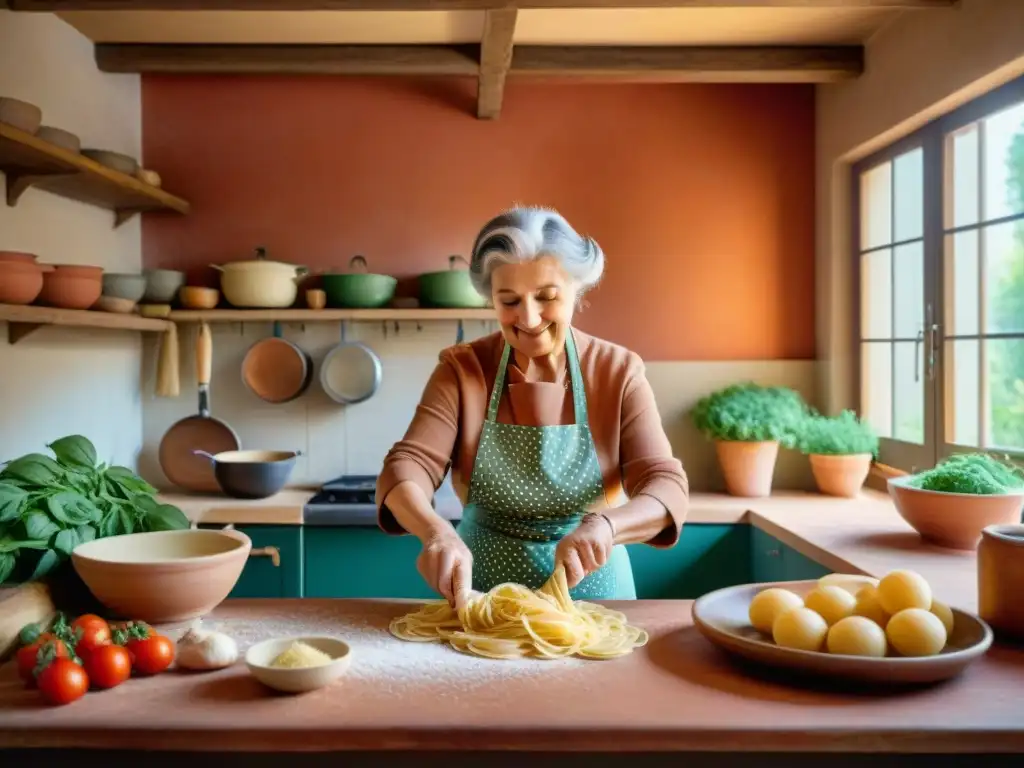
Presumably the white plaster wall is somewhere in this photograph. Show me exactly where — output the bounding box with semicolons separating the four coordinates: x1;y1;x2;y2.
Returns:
0;11;144;468
816;0;1024;413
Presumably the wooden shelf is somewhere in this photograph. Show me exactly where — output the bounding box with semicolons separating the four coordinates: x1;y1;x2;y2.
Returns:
0;303;174;344
0;123;190;227
168;308;496;322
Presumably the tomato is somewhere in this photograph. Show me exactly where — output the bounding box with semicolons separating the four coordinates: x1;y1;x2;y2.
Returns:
83;644;131;689
125;633;175;675
17;635;69;684
71;614;111;659
36;658;89;706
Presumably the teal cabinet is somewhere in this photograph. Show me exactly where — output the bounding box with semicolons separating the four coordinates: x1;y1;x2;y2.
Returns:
201;525;303;598
750;526;831;583
627;524;750;599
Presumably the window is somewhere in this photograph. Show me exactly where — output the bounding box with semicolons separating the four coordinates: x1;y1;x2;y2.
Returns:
855;75;1024;471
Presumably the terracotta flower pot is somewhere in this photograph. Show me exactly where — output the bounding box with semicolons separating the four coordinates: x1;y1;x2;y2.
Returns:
714;440;779;497
809;453;873;498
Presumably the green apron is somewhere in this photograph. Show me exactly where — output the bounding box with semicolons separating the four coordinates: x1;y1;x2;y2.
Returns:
457;330;637;600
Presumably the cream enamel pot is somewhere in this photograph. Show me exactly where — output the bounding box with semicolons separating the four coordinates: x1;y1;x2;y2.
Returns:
213;246;308;308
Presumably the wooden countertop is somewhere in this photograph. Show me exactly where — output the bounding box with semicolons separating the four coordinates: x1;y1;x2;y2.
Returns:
0;598;1021;754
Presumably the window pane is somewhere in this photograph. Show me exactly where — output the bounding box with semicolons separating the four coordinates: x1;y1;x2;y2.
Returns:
948;125;979;228
983;100;1024;221
945;230;980;336
893;241;924;339
860;161;892;250
986;337;1024;451
861;342;893;439
894;340;925;444
945;339;980;447
861;249;892;339
984;220;1024;334
894;148;924;241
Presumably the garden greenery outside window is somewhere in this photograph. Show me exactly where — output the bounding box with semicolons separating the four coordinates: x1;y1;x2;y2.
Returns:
855;75;1024;473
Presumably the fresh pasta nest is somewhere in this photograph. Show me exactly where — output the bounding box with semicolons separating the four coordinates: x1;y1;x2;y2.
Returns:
388;566;648;660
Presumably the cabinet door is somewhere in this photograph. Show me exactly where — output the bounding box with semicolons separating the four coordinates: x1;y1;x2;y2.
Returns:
304;527;437;599
781;542;832;582
626;524;750;599
750;527;831;584
201;525;303;598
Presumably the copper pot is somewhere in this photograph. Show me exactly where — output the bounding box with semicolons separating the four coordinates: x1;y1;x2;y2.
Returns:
0;260;44;305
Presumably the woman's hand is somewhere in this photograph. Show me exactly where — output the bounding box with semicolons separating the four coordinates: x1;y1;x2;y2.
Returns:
417;525;473;607
555;513;616;588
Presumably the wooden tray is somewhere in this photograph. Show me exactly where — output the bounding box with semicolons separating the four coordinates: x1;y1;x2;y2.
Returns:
692;579;993;685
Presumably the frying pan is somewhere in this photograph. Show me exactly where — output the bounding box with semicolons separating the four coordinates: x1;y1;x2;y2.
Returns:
241;321;312;404
158;320;241;492
320;321;382;405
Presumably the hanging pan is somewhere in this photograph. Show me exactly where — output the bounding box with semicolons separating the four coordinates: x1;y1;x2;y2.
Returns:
241;321;312;404
320;321;382;405
158;321;242;493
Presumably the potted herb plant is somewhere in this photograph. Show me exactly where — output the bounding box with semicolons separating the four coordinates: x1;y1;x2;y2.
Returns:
690;382;807;497
795;409;879;498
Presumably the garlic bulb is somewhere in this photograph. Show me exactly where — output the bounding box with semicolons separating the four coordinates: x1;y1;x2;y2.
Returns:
176;620;239;670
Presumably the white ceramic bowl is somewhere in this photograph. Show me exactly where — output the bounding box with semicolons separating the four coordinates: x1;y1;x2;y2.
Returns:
245;636;353;694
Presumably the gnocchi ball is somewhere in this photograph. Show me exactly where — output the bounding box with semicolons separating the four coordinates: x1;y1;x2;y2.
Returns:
748;588;804;635
852;585;891;627
826;616;888;658
877;570;933;615
803;585;857;627
930;600;955;637
773;607;829;652
886;608;947;657
818;573;880;595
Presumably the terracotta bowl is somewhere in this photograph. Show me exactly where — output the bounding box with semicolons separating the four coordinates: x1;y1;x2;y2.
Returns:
0;250;38;264
888;475;1024;550
692;579;993;686
0;260;44;305
179;285;220;309
71;529;251;624
37;264;103;309
246;636;353;694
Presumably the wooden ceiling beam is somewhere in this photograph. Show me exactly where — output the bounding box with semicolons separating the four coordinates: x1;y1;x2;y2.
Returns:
96;42;862;84
8;1;960;11
477;8;517;120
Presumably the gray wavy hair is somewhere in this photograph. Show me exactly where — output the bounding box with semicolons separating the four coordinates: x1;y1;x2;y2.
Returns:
469;206;605;298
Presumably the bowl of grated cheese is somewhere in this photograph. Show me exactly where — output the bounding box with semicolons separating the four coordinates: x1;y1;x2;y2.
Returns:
245;636;352;693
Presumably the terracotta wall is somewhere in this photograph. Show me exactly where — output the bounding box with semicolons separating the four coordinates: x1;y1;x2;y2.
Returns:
141;76;816;362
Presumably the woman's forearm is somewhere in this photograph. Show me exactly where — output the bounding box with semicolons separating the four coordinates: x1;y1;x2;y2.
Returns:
382;480;454;542
603;493;674;545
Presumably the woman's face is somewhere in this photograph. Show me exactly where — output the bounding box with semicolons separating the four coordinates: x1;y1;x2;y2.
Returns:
490;255;577;359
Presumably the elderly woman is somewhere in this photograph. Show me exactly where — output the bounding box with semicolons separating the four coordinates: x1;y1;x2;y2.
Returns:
376;206;689;605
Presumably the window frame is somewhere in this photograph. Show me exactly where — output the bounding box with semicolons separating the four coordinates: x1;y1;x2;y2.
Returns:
852;73;1024;473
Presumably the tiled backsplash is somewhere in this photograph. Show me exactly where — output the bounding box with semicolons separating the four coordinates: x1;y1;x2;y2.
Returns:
140;319;819;494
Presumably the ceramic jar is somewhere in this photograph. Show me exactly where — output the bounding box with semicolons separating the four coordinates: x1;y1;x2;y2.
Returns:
978;524;1024;641
213;247;307;308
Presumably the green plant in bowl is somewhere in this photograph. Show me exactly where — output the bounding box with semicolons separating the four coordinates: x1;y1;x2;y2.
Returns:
795;410;878;497
690;383;808;497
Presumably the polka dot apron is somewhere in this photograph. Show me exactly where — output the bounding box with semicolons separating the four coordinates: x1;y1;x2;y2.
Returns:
457;330;637;600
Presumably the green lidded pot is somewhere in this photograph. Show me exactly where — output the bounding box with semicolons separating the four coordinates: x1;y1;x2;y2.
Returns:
418;255;488;309
321;255;397;309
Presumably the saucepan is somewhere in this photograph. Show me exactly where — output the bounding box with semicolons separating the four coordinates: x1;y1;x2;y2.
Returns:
320;321;382;405
193;449;302;499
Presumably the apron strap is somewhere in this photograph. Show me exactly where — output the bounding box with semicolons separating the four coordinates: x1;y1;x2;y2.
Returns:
485;330;589;426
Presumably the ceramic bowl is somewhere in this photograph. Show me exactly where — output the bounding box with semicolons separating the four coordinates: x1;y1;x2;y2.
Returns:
37;264;103;309
246;636;353;694
102;272;148;302
692;579;993;686
95;296;137;314
71;529;251;623
888;475;1024;550
179;285;220;310
143;268;185;303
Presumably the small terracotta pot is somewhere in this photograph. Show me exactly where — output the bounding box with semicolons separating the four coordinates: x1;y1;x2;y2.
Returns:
306;288;326;310
0;260;44;304
809;453;873;498
37;264;103;309
714;440;779;497
978;524;1024;641
179;285;220;309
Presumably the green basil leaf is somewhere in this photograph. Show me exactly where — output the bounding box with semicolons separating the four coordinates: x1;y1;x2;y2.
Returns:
46;491;101;525
0;482;28;523
0;454;63;487
0;537;49;553
145;503;189;532
0;552;14;585
29;549;60;581
24;510;60;542
47;435;97;471
54;528;81;556
98;508;120;538
118;506;134;535
76;524;97;544
105;465;158;496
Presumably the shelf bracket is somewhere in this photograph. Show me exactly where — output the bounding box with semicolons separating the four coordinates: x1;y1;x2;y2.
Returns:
7;322;42;345
5;171;78;207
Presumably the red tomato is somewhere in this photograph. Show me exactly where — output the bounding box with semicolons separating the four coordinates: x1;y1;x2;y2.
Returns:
36;658;89;706
126;633;175;675
83;644;132;689
17;635;69;684
71;615;112;659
